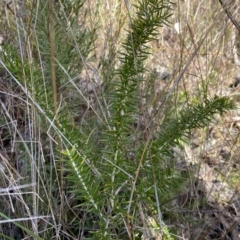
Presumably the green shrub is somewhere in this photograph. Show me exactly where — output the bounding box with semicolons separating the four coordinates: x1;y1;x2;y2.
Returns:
0;0;234;239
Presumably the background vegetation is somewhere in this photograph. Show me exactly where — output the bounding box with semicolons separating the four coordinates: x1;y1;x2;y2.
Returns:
0;0;239;239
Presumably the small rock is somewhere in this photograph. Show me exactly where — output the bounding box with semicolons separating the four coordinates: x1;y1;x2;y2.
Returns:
155;67;172;81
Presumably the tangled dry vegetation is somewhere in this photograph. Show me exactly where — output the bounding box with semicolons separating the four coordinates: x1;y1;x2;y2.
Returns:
0;0;240;239
154;1;240;239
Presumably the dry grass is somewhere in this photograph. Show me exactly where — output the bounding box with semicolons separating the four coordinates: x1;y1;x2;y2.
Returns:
0;0;240;239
